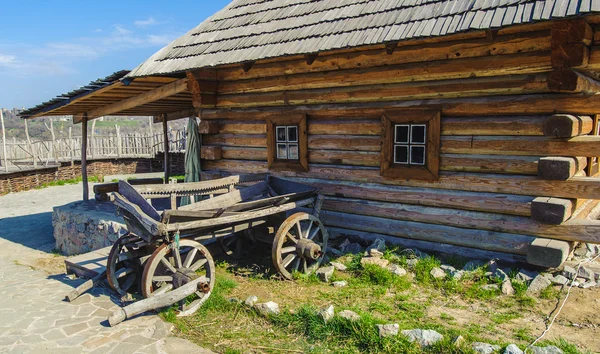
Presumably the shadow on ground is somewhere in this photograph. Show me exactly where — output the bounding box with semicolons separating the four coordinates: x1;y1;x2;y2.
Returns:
0;212;55;252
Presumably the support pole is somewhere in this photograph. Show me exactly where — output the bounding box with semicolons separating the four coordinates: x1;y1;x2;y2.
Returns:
24;119;36;168
163;117;169;183
81;115;89;201
1;110;8;172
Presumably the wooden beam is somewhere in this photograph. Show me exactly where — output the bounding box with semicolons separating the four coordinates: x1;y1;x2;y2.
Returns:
162;117;169;182
547;69;600;93
82;78;188;120
551;19;593;69
538;156;587;180
186;71;217;109
81;114;89;201
304;53;319;65
200;146;222;160
153;108;198;123
531;197;573;224
198;120;220;134
543;114;593;137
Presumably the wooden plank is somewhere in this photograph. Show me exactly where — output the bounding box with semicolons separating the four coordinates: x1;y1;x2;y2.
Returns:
81;116;89;201
201;162;600;200
163;118;169;182
177;181;267;211
441;135;600;157
543;114;594;137
85;78;188;119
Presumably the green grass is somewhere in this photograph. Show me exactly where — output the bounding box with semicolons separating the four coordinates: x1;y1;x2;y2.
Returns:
539;338;590;354
36;175;99;189
413;256;441;284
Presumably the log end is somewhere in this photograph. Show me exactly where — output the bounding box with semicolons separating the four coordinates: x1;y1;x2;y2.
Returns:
108;309;127;327
531;197;573;224
527;238;572;268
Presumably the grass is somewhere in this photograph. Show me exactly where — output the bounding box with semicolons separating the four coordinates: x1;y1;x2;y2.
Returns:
36;175;99;189
158;251;588;354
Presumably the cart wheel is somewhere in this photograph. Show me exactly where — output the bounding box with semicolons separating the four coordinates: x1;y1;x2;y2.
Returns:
141;239;215;316
107;233;148;296
220;229;253;259
272;212;329;280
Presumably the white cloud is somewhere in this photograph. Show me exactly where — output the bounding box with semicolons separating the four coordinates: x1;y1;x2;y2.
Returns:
147;34;177;46
135;17;157;27
31;43;99;59
113;25;132;35
0;54;16;65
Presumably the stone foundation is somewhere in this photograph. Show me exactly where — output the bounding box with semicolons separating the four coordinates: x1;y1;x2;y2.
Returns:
53;200;128;255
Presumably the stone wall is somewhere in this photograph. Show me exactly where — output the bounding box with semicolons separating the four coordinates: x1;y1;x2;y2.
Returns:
53;200;128;255
0;152;185;195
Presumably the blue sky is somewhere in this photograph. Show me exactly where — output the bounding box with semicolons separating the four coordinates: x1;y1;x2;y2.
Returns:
0;0;231;109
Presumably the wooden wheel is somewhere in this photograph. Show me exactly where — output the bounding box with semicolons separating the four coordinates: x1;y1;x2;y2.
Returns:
272;212;328;280
141;239;215;316
107;233;150;296
220;229;254;259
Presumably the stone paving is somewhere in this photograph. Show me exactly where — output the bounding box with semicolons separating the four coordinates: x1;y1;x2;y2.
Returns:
0;184;213;353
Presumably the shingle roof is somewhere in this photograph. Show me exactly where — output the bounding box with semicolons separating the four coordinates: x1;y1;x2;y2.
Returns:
127;0;597;78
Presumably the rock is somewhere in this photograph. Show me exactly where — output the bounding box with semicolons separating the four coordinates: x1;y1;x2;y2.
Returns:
441;264;457;274
574;243;589;257
463;260;484;271
561;265;577;280
316;266;335;282
330;262;347;271
361;257;389;268
430;267;447;279
551;275;569;285
501;280;515;295
389;264;407;276
365;237;386;254
332;280;348;288
254;302;280;316
453;335;465;347
578;266;594;280
369;249;384;258
595;272;600;282
494;269;509;282
526;274;552;296
481;284;499;291
413;249;430;259
581;280;597;289
486;259;499;273
244;295;258;307
318;305;334;323
377;324;399;338
401;329;443;347
452;270;466;280
406;258;419;268
516;269;538;283
529;346;564;354
338;310;360;322
504;344;524;354
472;342;501;354
340;239;364;254
229;297;241;304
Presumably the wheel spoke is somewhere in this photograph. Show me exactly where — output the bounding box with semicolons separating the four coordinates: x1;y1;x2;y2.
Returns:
282;253;296;268
116;267;134;279
190;258;207;271
153;275;173;282
280;246;296;254
153;283;173;296
304;220;314;239
183;248;198;268
121;273;136;291
302;259;308;273
295;222;303;239
173;246;183;269
308;227;320;240
286;232;298;244
292;258;300;271
160;257;177;274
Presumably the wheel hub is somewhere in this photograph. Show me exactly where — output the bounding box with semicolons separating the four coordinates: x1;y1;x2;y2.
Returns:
296;239;322;260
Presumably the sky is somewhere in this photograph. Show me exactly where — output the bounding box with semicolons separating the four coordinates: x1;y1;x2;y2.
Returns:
0;0;231;109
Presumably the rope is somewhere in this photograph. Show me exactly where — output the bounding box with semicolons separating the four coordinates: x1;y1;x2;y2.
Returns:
525;253;600;353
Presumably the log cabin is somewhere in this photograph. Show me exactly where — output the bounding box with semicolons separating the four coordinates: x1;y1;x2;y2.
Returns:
21;0;600;266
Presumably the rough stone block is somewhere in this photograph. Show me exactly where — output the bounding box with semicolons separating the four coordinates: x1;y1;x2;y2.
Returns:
527;238;571;268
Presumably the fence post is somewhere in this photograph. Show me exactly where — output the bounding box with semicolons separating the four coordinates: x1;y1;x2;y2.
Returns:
68;127;74;164
116;125;122;157
25;119;37;168
1;110;7;172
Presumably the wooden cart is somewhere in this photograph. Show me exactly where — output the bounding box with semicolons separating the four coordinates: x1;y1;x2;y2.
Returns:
105;173;328;316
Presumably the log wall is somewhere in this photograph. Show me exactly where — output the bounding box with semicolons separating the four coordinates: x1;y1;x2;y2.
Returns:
193;20;600;262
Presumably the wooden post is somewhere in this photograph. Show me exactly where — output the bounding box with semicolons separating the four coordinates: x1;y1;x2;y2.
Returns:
24;119;37;168
0;110;7;172
90;119;96;160
68;127;74;165
163;117;169;182
116;125;122;157
81;115;89;201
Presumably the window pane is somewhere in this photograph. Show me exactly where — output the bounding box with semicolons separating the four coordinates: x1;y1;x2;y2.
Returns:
410;145;426;165
411;125;426;144
277;143;288;159
287;126;298;142
276;126;286;142
288;143;299;159
394;125;409;144
394;145;408;164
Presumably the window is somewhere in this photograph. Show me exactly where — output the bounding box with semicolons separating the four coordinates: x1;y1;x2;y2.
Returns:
381;109;441;181
266;114;308;171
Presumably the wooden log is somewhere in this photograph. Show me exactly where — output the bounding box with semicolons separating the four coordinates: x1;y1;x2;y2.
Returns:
441;135;600;157
308;119;380;135
547;69;600;93
200;146;222;161
328;227;527;263
203;134;266;147
218;51;552;94
162;118;169;182
199;120;220;134
531;197;573;224
543;114;593;137
221;146;267;161
309;135;380;151
538;156;587;180
66;270;106;302
216;31;551;81
108;276;210;326
551;19;592;69
201;162;600;200
440;154;539;175
442;116;546;136
319;210;534;255
216;74;551;108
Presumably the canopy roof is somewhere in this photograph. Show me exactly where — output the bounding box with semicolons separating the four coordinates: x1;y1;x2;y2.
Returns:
127;0;600;78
